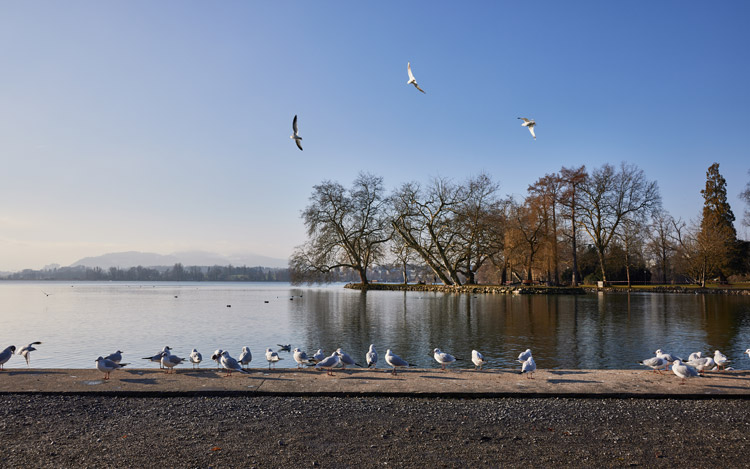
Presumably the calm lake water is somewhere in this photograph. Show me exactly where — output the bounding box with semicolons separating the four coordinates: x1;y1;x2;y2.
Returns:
1;282;749;370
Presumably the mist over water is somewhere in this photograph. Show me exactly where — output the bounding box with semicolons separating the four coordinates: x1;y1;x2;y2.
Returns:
1;282;749;370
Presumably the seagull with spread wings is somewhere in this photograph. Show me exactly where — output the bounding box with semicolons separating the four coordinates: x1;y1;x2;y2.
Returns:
407;62;426;94
290;115;303;151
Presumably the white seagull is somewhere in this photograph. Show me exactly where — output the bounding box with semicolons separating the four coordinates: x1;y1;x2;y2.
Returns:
220;350;247;376
104;350;123;364
688;351;703;362
238;347;252;369
293;348;311;368
671;359;699;384
0;345;16;370
366;344;378;368
160;350;187;374
745;349;750;359
336;348;362;369
143;346;171;369
211;349;224;370
266;348;282;369
407;62;426;94
714;350;729;371
385;349;413;376
517;349;532;364
471;350;487;370
290;115;303;151
189;349;202;369
315;351;341;376
517;118;536;140
312;349;326;364
18;342;42;366
96;356;127;380
433;348;457;371
638;356;667;374
521;356;536;379
687;356;715;375
655;349;681;370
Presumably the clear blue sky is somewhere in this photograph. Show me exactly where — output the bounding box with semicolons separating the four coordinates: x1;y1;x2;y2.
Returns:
1;1;749;271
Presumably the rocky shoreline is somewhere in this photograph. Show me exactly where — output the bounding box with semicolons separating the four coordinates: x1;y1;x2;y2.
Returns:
2;394;748;468
345;283;750;295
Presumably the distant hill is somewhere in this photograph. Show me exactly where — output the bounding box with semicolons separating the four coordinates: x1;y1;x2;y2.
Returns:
70;250;288;269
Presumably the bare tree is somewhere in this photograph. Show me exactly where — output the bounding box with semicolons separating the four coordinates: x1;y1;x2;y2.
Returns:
647;209;677;284
528;173;563;285
290;173;391;285
558;165;587;286
508;196;546;282
577;163;661;283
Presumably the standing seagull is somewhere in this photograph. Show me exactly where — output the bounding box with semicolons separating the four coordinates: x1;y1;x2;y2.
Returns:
238;347;252;370
189;349;202;369
95;356;127;380
211;349;224;370
517;349;532;364
0;345;16;370
293;348;311;369
290;115;303;151
266;348;282;369
385;349;413;376
336;348;362;369
714;350;729;371
104;350;123;364
671;359;699;384
312;349;326;364
471;350;487;371
518;117;536;140
521;356;537;379
407;62;426;94
160;350;187;374
433;348;457;371
143;346;171;369
18;342;42;366
220;351;247;377
366;344;378;368
315;351;341;376
638;356;667;374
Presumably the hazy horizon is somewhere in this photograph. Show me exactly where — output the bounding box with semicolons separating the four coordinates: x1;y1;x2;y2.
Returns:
2;2;749;271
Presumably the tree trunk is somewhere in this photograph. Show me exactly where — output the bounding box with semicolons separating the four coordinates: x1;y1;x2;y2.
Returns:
358;268;369;285
570;206;579;286
597;248;608;284
401;261;408;284
625;243;632;288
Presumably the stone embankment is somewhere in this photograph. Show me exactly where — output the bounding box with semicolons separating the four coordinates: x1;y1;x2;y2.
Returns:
346;283;750;295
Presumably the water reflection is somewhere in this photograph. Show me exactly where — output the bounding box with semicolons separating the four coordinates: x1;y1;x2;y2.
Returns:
0;282;748;370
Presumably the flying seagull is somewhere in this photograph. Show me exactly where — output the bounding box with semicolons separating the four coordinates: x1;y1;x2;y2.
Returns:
407;62;425;94
18;342;42;366
290;115;303;151
518;117;536;140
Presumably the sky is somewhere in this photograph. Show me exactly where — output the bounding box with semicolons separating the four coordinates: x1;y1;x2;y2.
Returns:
1;1;749;271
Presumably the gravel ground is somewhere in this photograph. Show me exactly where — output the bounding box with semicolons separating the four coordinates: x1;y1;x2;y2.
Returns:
1;395;749;468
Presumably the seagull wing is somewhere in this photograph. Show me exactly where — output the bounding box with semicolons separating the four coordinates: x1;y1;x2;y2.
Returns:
528;126;536;139
413;83;426;94
407;62;415;81
295;139;303;151
292;115;298;134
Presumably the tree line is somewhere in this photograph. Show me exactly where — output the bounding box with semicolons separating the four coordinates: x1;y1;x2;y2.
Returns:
291;163;750;287
2;264;291;282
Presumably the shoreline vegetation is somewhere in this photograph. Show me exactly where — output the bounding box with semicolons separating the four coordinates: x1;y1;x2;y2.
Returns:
345;282;750;295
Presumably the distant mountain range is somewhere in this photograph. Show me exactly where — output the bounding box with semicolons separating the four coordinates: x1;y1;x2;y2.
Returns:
70;250;289;269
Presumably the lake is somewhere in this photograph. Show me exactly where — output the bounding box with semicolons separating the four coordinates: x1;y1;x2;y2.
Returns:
1;282;749;370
